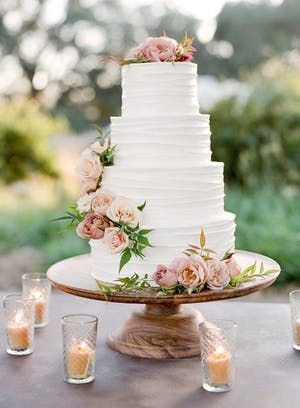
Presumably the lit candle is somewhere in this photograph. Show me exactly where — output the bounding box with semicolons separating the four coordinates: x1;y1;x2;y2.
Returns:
66;342;95;379
295;318;300;345
206;345;232;386
30;288;46;324
6;311;30;351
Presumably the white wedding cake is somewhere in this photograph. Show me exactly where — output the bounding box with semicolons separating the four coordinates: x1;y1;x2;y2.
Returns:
90;61;236;282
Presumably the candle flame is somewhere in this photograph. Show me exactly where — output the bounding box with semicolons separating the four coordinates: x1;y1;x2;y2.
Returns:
79;341;88;351
215;344;225;355
30;288;44;300
15;310;24;323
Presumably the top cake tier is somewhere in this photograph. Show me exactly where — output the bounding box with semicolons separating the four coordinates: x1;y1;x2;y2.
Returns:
121;62;199;117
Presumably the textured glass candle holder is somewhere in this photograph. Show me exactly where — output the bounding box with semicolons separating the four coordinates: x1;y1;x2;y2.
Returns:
3;294;35;355
289;290;300;350
62;314;98;384
22;273;51;328
199;319;237;393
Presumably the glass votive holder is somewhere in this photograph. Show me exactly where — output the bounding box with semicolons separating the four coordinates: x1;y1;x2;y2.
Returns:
22;273;51;328
3;293;35;355
199;319;237;393
62;314;98;384
289;290;300;350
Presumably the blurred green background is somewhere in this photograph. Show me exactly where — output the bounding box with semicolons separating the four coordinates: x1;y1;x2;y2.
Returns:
0;0;299;289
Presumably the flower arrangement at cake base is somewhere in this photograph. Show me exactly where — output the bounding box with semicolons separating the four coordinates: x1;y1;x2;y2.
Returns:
95;230;278;299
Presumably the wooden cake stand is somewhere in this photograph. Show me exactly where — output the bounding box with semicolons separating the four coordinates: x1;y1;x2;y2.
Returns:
47;251;280;359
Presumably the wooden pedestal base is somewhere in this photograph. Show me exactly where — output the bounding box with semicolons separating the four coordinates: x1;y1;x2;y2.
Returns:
107;304;204;359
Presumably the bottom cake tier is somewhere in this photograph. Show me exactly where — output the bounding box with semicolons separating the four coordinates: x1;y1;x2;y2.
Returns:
90;212;236;282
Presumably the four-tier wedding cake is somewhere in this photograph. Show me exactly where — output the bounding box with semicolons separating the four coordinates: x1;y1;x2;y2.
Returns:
87;38;236;283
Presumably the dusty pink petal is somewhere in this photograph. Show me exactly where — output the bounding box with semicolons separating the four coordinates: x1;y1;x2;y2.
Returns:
152;265;178;288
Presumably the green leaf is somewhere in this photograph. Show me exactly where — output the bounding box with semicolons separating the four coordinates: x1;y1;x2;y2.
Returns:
92;124;103;138
119;249;132;273
137;235;154;247
137;201;146;212
50;215;73;222
139;229;153;235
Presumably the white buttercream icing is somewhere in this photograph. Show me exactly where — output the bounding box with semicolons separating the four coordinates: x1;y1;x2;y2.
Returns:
90;62;236;282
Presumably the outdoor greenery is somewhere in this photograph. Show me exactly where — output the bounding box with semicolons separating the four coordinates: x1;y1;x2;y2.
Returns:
211;73;300;187
0;100;67;184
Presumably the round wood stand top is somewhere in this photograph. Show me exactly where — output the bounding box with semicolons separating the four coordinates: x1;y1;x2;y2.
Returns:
47;250;280;305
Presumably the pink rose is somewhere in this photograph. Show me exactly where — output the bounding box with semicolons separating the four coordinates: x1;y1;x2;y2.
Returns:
91;189;116;216
76;212;112;240
103;227;129;254
206;260;231;291
80;179;98;195
90;139;109;154
77;191;96;213
76;148;103;182
107;196;140;228
152;265;178;288
173;255;208;288
139;36;178;62
225;256;241;278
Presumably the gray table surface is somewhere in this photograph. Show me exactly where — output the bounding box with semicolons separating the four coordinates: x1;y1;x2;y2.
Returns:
0;290;298;408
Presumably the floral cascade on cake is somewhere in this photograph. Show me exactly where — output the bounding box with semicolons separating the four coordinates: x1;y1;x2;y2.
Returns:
95;229;277;297
56;34;262;289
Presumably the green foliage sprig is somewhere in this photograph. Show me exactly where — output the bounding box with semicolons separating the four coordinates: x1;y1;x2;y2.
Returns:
96;273;152;300
51;204;84;230
92;124;116;167
227;262;278;288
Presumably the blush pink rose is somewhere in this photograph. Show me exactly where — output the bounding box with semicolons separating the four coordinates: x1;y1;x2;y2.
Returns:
76;148;103;182
152;265;178;288
76;212;112;240
206;260;231;291
91;189;116;216
225;256;241;278
77;191;96;213
103;227;129;254
107;196;140;228
173;255;208;288
139;36;178;62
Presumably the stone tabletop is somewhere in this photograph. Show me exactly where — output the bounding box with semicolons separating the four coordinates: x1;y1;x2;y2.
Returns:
0;291;299;408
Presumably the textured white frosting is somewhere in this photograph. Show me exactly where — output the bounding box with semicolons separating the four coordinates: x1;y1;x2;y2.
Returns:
121;62;199;117
91;62;236;283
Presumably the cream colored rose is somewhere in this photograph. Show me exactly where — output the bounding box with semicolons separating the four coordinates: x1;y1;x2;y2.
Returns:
174;255;208;288
106;196;140;228
91;189;116;216
225;256;241;278
206;259;231;291
77;191;96;213
91;139;109;154
76;148;103;182
103;227;129;253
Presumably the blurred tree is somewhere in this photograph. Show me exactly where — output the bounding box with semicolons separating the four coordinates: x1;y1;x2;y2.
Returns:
0;99;67;184
206;0;300;77
210;59;300;187
0;0;299;130
0;0;202;130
